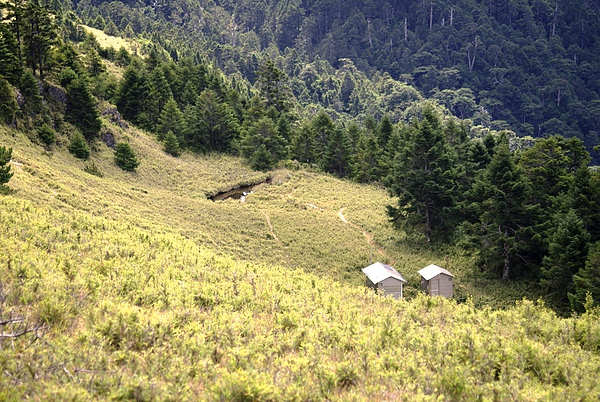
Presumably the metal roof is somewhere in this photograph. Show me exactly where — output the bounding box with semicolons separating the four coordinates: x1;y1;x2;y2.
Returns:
361;262;407;284
418;264;454;280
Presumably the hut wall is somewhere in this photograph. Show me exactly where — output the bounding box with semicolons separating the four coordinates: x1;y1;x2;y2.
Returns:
438;274;453;298
381;277;404;299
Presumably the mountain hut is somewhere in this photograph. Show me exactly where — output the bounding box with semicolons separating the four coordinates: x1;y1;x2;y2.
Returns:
418;264;454;298
361;262;407;299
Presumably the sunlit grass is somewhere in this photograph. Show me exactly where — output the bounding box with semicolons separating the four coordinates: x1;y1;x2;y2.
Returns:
1;122;598;400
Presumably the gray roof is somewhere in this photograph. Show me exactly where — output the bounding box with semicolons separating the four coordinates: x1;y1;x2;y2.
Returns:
362;262;407;284
418;264;454;280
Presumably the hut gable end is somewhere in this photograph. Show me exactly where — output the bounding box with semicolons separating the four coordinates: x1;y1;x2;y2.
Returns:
418;264;454;298
361;262;407;299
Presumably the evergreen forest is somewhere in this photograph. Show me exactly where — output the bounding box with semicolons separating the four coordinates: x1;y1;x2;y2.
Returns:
1;0;600;399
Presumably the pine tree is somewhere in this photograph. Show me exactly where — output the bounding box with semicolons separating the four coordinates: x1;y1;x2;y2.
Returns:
353;133;384;183
19;70;43;116
163;130;180;157
240;117;287;170
290;121;317;164
320;127;354;177
67;132;90;160
377;115;394;149
311;109;335;163
470;137;537;280
569;242;600;313
0;77;17;124
0;23;22;84
66;77;102;140
22;1;56;79
541;210;590;311
256;60;292;116
0;145;13;189
115;60;150;125
157;98;184;142
38;123;56;145
86;48;106;77
185;89;238;153
386;105;460;242
114;142;139;171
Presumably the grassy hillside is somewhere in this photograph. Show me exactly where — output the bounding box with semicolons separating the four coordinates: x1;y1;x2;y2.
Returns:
0;122;537;305
2;124;599;399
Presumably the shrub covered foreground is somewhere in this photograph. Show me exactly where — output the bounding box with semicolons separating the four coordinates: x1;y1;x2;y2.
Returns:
1;197;600;401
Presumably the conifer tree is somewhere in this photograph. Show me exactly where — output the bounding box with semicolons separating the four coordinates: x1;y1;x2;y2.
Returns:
240;116;287;170
377;114;394;149
0;23;22;84
37;123;56;145
290;121;317;164
163;130;180;157
66;77;102;140
67;132;90;160
157;98;184;142
320;127;354;177
470;137;537;280
353;133;384;183
386;105;460;242
570;242;600;313
185;89;238;152
311;109;335;163
256;60;291;116
19;70;42;114
22;1;56;79
541;210;590;311
0;77;17;124
114;142;139;171
0;145;13;189
116;60;150;125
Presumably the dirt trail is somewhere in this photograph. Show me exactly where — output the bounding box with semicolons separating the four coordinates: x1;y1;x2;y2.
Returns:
338;207;393;264
261;210;291;265
261;211;279;242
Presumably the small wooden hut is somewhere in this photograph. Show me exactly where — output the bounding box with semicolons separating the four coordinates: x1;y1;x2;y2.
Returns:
362;262;407;299
418;264;454;298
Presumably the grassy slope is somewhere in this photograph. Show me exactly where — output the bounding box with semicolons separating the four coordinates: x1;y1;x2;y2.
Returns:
1;124;599;400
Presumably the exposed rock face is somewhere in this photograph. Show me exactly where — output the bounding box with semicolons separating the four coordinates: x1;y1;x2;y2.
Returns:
101;131;116;149
46;85;67;104
102;107;129;129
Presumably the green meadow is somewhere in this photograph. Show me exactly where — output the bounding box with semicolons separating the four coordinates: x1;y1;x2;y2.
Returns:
1;124;599;400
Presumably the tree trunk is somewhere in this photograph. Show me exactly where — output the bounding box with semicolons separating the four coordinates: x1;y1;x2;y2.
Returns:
502;237;510;280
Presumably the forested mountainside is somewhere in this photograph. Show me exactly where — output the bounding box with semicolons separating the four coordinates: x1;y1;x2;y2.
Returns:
72;0;600;157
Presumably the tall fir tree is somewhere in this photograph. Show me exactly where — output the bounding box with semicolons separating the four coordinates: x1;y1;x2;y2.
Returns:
541;209;591;312
469;137;538;280
290;120;317;164
66;77;102;140
185;89;238;153
157;97;184;142
386;105;460;242
353;133;384;183
569;242;600;313
240;116;288;170
0;77;17;124
320;127;354;177
115;60;150;126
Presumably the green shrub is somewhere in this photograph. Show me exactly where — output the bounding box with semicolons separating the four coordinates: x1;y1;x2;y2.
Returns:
38;123;56;145
67;132;90;160
114;142;139;171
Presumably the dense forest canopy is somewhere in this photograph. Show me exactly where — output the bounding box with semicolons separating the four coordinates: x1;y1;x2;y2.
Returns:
71;0;600;161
